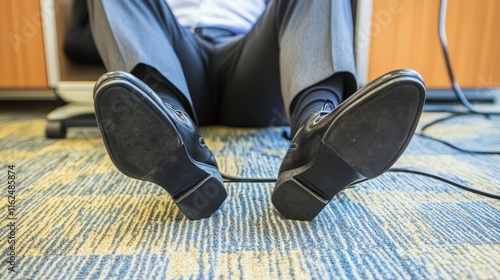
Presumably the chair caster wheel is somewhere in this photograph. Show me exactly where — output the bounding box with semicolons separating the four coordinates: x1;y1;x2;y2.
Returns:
46;121;67;139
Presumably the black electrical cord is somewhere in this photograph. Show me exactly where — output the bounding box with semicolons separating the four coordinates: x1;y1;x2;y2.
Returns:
222;173;276;183
416;111;500;154
221;168;500;200
439;0;500;116
220;0;500;200
415;112;500;155
416;132;500;155
420;112;471;132
388;168;500;200
416;0;500;154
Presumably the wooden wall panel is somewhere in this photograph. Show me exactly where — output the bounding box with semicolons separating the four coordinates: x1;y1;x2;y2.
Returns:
0;0;48;88
368;0;500;88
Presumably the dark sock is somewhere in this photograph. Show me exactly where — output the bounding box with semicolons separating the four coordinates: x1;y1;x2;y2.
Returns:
290;76;344;137
131;64;189;115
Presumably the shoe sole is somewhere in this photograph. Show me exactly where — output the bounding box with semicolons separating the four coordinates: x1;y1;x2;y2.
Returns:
94;73;226;220
272;69;426;221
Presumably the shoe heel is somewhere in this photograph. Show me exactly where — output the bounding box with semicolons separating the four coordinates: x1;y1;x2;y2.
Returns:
174;176;227;220
272;177;329;221
272;144;363;221
141;146;227;220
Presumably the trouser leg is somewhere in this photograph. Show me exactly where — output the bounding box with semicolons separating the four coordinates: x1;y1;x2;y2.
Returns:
87;0;217;125
215;0;358;126
213;7;285;127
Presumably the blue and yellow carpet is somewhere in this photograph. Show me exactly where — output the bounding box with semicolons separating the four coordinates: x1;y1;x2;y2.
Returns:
1;110;499;279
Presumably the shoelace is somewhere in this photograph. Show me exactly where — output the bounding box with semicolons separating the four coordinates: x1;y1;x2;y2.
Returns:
164;102;188;122
313;100;336;124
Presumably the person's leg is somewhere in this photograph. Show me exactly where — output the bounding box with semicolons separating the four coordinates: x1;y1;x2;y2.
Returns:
279;0;359;136
223;1;425;221
93;72;227;219
214;0;358;127
272;70;426;221
279;0;359;111
212;27;284;127
87;0;226;219
87;0;217;124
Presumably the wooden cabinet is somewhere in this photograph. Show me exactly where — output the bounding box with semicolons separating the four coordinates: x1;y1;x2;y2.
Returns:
368;0;500;88
0;0;48;88
0;0;104;100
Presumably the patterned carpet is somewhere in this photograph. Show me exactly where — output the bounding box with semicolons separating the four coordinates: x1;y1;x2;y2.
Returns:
1;110;499;279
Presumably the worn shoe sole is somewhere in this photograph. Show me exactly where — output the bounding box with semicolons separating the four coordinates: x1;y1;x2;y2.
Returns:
94;72;226;220
272;69;426;221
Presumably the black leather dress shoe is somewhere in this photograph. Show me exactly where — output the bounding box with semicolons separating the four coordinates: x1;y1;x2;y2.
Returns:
272;69;426;221
94;71;226;220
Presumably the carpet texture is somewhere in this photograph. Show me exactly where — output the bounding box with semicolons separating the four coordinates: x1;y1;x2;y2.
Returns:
0;111;499;279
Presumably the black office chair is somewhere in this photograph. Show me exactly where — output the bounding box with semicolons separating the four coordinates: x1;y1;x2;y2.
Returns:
45;0;102;138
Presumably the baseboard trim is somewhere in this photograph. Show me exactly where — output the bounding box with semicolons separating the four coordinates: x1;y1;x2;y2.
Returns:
0;89;57;100
56;81;95;103
426;88;500;103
